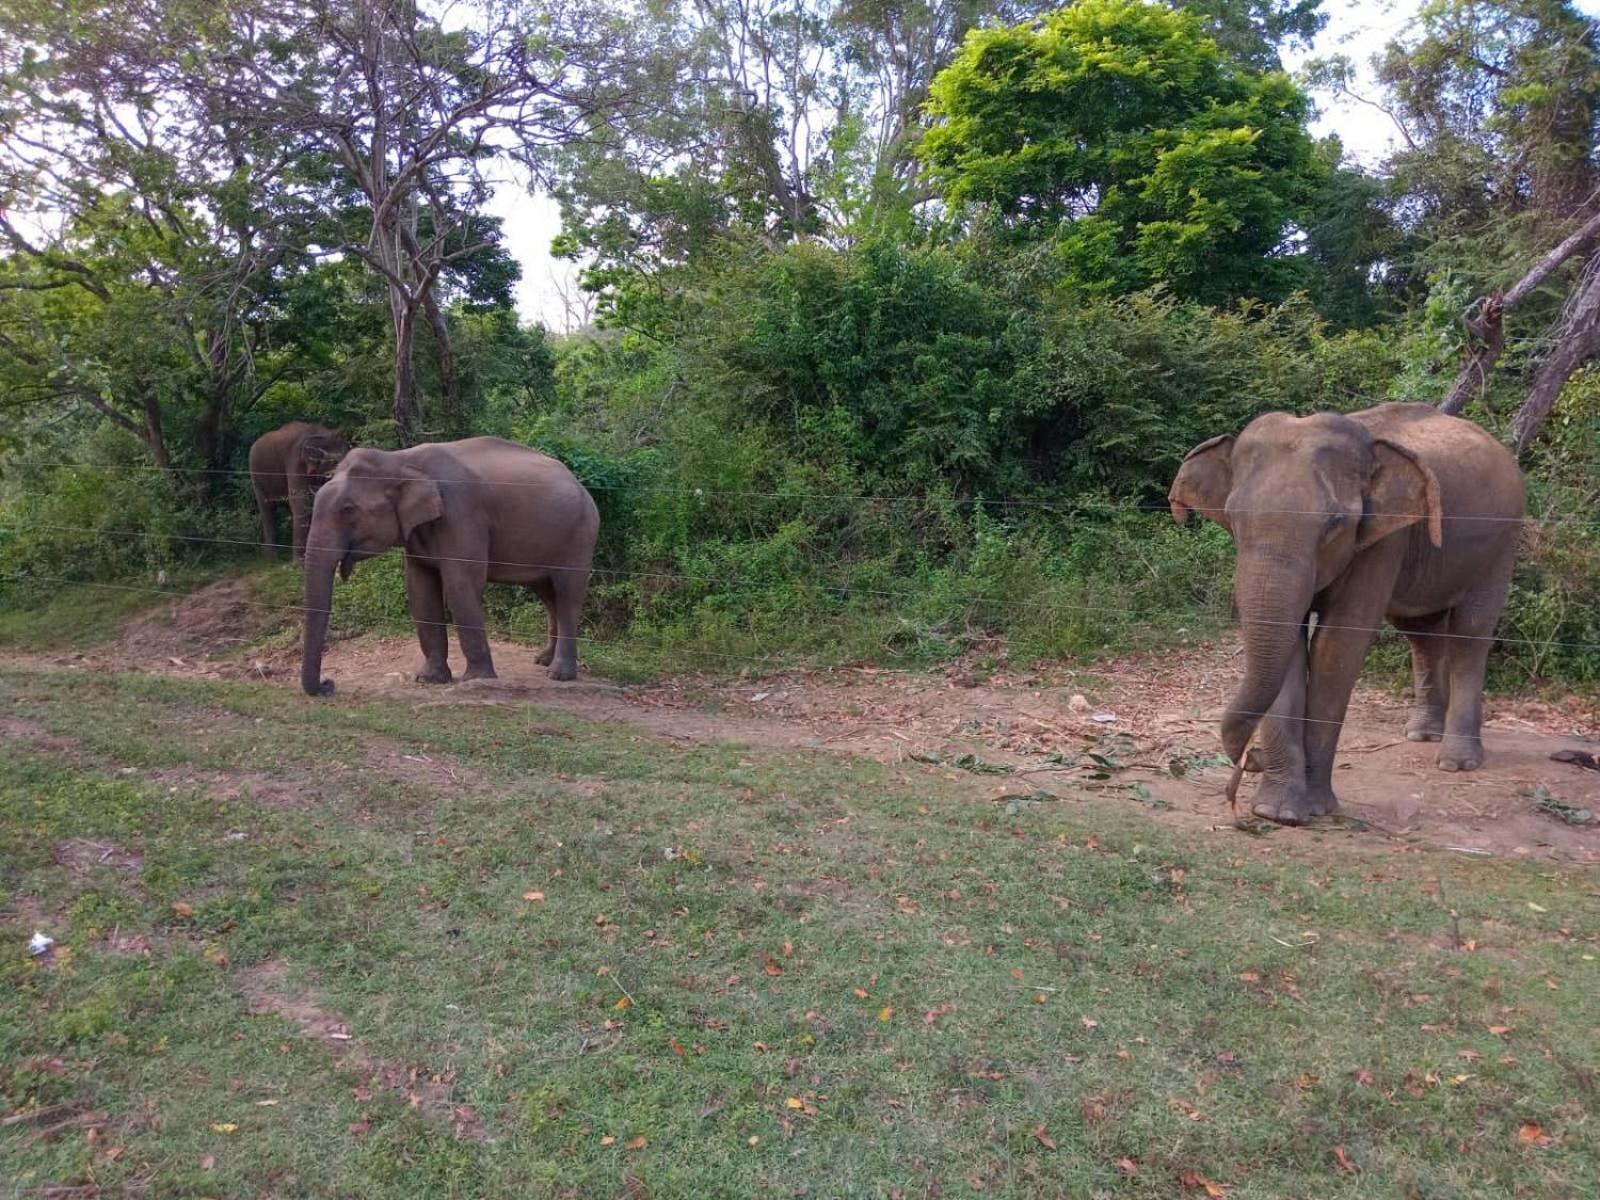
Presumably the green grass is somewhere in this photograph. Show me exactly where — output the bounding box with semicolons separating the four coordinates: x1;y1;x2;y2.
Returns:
0;582;168;651
2;665;1597;1198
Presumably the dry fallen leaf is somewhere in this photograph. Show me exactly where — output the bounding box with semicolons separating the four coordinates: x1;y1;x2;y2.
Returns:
1080;1016;1099;1030
1116;1158;1138;1176
613;996;631;1011
1011;968;1025;982
1180;1170;1228;1197
522;891;545;902
852;987;869;999
1488;1025;1513;1036
209;1123;237;1134
1032;1124;1057;1151
1237;972;1261;982
878;1005;894;1022
200;1155;216;1171
600;1134;616;1146
764;961;783;977
784;1098;804;1110
626;1136;647;1150
1516;1122;1553;1147
1332;1145;1357;1174
173;902;196;918
347;1116;371;1139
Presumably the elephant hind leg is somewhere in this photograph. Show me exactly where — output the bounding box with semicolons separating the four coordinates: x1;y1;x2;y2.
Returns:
1395;612;1451;743
1437;572;1514;772
530;578;559;666
546;567;589;682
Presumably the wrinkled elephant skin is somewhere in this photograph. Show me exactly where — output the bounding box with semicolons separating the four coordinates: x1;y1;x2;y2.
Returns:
1169;403;1525;825
300;437;600;696
249;422;350;564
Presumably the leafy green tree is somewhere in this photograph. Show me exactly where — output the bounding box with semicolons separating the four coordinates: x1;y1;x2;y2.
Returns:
920;0;1323;304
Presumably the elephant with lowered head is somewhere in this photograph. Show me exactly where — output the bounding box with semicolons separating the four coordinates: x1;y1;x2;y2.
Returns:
301;438;599;696
1169;403;1525;825
249;421;349;563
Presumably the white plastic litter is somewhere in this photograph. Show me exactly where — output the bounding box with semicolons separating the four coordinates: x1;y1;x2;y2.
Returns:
28;932;54;956
1092;712;1117;724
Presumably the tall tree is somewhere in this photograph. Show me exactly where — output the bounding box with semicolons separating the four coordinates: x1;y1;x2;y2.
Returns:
0;0;314;473
1369;0;1600;446
919;0;1323;304
176;0;620;436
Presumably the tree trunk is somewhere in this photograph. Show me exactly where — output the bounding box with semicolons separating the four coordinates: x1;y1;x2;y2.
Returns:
421;287;458;425
1512;265;1600;451
392;299;420;437
1440;204;1600;416
140;394;173;472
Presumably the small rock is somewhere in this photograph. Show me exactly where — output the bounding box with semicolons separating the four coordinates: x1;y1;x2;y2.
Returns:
1068;694;1091;713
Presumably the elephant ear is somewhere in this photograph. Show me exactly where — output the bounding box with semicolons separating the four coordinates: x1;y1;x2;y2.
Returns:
1169;434;1235;531
396;473;444;541
301;436;347;478
1357;439;1443;552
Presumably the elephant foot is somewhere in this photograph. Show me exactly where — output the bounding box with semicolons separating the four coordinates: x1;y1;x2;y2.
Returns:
1437;734;1483;772
534;644;556;667
1405;709;1445;743
547;661;577;682
462;663;498;682
416;663;454;685
1250;779;1337;826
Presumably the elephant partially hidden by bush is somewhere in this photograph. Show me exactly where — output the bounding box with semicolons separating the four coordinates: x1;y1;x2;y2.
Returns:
300;437;600;696
249;422;350;563
1169;403;1525;825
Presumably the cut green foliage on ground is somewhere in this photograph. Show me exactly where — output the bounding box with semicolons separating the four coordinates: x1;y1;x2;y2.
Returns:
2;665;1597;1199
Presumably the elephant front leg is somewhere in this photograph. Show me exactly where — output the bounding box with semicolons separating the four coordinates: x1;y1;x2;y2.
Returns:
1246;628;1314;824
1301;614;1385;819
406;558;453;684
257;493;280;559
288;488;312;565
442;565;496;681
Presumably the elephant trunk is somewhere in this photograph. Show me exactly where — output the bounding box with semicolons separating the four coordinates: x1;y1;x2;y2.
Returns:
1220;551;1316;764
301;520;343;697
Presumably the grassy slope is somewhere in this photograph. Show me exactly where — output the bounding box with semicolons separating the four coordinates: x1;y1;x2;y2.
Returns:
1;665;1597;1199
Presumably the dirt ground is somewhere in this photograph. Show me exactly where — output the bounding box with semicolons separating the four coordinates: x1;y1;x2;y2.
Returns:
13;580;1600;864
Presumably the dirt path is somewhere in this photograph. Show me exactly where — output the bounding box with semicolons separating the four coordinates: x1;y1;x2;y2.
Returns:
10;580;1600;864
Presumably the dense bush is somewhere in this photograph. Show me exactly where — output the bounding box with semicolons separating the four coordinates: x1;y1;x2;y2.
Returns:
2;233;1597;695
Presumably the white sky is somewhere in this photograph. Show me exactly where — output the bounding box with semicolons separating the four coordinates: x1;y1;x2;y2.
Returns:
494;0;1600;329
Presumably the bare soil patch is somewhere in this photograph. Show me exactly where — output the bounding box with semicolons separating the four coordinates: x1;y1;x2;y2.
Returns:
54;838;141;872
236;960;488;1142
297;636;1600;863
0;714;80;755
8;586;1598;863
145;766;309;811
115;577;285;672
